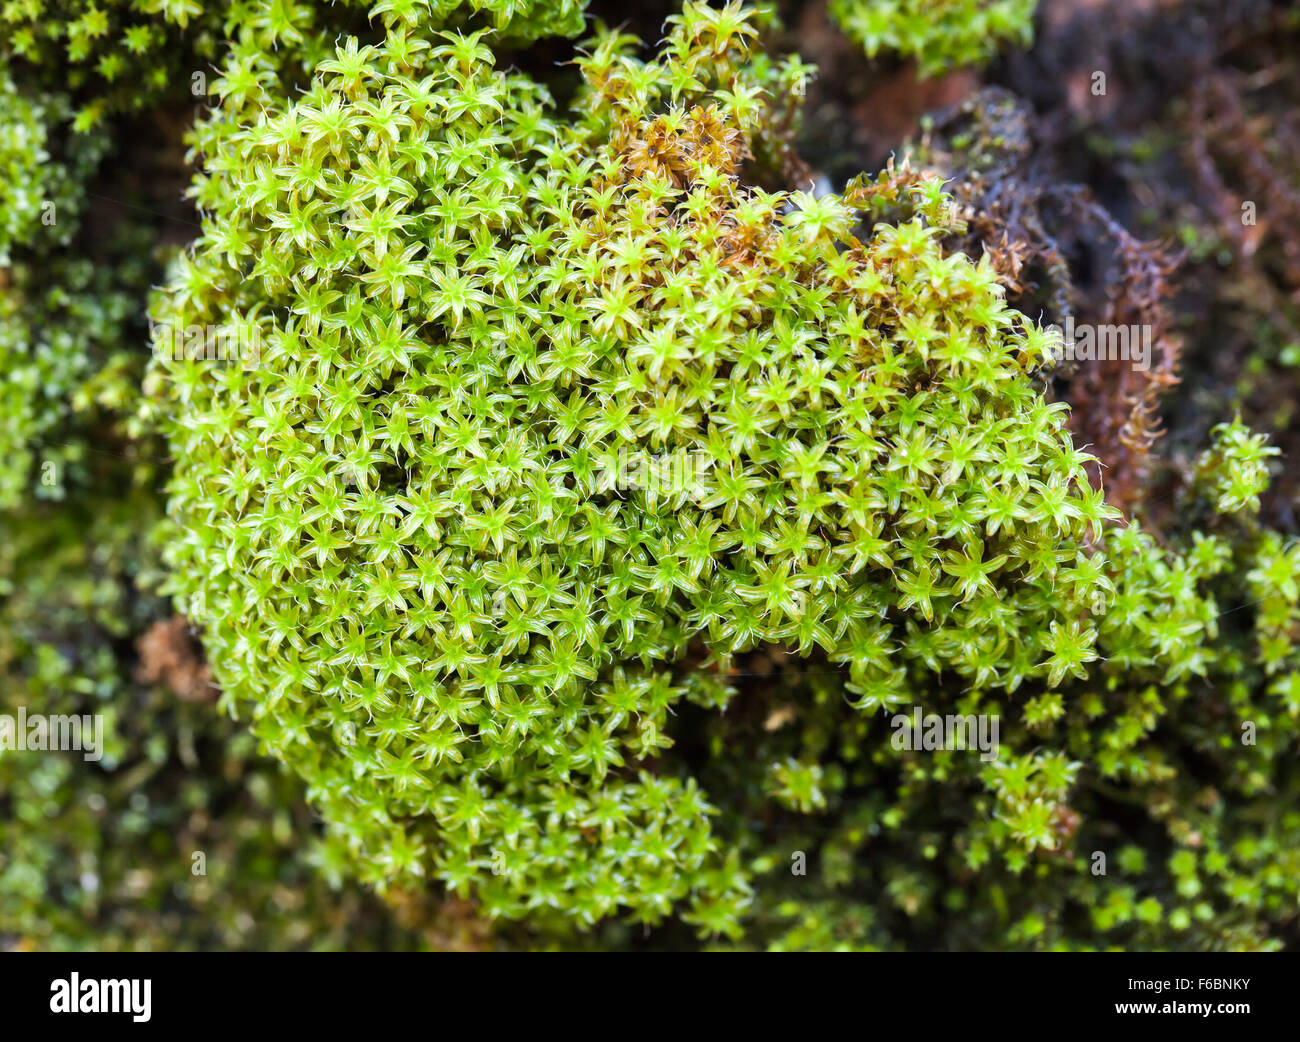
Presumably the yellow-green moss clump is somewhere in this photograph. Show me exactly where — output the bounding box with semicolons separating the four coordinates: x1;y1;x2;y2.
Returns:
830;0;1038;78
148;1;1116;938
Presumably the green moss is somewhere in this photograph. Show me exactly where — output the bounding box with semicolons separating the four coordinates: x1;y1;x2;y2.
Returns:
4;0;1300;953
0;61;147;508
1;0;584;128
0;231;151;508
1194;418;1279;516
829;0;1038;78
1;0;222;128
0;67;107;261
147;1;1114;938
0;476;443;950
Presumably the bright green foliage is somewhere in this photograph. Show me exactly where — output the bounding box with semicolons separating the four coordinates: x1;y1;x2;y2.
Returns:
715;485;1300;951
1;2;433;949
0;103;428;947
0;0;583;129
0;67;106;261
0;226;153;508
5;0;1297;953
0;0;224;128
829;0;1038;78
148;0;1114;937
0;89;427;944
1045;510;1300;949
0;472;437;950
0;68;140;509
429;0;587;39
1195;417;1279;515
